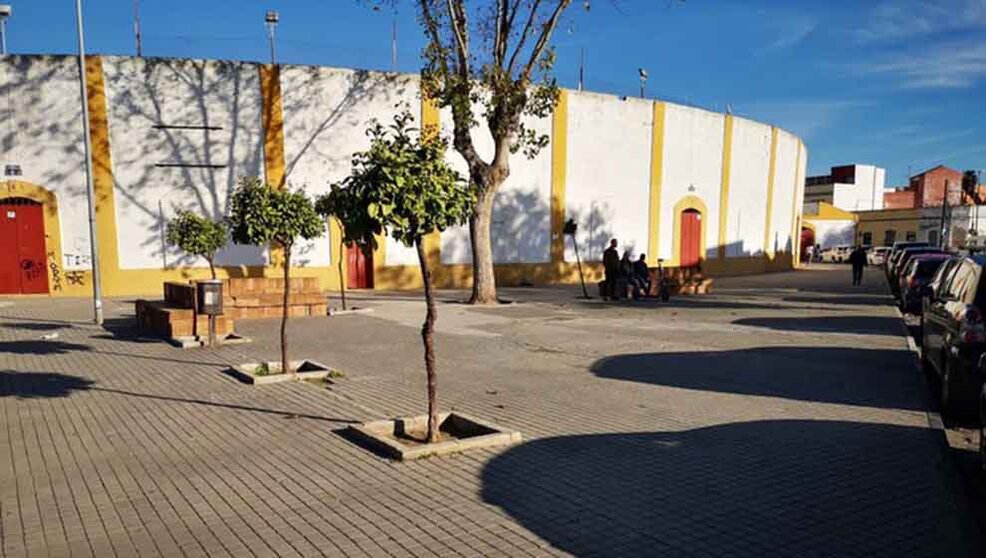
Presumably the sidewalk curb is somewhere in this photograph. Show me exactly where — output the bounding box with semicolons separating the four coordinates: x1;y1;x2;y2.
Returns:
892;306;947;433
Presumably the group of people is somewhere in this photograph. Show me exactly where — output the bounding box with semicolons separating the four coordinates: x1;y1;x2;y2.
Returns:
602;239;651;300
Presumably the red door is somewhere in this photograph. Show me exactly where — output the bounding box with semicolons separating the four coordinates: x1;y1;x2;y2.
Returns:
0;198;49;294
679;209;702;268
346;243;374;289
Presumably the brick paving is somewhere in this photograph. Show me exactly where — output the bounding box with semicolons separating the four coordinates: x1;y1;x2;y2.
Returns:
0;266;980;556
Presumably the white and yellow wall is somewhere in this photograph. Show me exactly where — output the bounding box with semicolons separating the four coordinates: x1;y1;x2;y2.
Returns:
0;54;807;297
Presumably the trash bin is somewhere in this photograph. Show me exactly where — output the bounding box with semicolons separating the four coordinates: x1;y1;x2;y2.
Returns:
195;280;223;347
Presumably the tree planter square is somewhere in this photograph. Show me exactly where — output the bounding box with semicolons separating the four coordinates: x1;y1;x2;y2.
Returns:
230;360;333;385
346;412;521;461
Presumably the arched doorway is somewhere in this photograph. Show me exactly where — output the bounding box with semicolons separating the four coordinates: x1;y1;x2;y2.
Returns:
679;209;702;268
1;197;50;294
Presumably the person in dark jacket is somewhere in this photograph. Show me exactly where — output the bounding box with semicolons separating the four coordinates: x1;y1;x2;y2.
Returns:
632;253;651;297
848;245;868;286
602;239;620;299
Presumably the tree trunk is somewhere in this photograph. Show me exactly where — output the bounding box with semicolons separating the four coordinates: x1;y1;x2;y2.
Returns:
338;237;347;311
469;188;498;304
281;247;292;375
207;257;217;280
415;238;439;444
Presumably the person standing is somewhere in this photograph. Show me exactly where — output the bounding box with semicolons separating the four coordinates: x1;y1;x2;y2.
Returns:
849;245;867;286
603;239;620;300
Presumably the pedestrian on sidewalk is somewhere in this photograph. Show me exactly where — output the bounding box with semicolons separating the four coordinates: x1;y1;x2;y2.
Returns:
603;239;620;300
849;245;867;286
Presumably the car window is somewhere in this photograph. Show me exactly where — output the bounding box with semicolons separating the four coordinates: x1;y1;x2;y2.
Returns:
916;259;943;278
938;260;962;295
947;263;977;302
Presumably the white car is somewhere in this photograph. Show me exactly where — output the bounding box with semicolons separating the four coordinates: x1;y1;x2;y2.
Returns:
867;246;890;266
821;245;852;263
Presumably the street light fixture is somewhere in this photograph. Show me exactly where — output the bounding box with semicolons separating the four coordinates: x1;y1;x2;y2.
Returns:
265;10;279;65
638;68;648;98
0;4;12;56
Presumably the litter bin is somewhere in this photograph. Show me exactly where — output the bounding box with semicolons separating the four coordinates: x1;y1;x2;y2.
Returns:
196;280;223;346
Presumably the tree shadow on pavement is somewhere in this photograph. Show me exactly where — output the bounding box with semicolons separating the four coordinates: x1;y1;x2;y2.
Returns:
734;315;901;335
482;420;978;556
0;370;94;399
0;322;74;331
89;386;358;424
781;295;892;307
0;340;93;355
591;347;925;410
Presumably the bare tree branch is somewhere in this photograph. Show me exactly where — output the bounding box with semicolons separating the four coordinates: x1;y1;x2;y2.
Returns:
521;0;570;80
446;0;470;76
506;0;543;74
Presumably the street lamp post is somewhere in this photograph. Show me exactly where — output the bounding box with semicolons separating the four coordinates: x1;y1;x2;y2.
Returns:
0;5;12;56
638;68;648;98
265;10;279;65
74;0;104;325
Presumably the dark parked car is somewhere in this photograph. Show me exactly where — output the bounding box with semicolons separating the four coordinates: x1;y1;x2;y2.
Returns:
886;241;928;273
899;253;949;314
890;247;944;298
921;254;986;417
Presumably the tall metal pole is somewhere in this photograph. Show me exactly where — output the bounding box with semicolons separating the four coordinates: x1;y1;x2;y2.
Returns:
1;17;7;55
134;0;142;57
391;19;397;72
74;0;104;325
267;23;276;65
578;48;585;91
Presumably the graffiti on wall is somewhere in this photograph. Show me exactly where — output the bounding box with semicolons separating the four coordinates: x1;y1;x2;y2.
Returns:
47;251;62;291
66;271;86;286
20;259;44;281
63;253;92;268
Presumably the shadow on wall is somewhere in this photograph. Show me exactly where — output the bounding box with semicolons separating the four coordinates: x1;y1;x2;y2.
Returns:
442;187;551;265
482;420;974;556
566;203;617;262
590;346;925;411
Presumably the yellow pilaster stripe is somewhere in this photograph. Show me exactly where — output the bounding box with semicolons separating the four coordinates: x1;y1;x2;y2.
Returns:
84;56;122;294
717;114;734;260
647;101;666;266
763;127;779;257
421;96;442;275
259;64;286;189
549;89;569;265
259;64;287;270
791;141;805;265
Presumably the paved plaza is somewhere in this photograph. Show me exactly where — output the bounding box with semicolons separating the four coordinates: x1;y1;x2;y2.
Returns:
1;266;981;556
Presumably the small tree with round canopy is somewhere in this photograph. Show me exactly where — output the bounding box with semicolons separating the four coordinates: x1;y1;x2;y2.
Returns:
324;109;473;443
227;177;324;376
165;210;228;279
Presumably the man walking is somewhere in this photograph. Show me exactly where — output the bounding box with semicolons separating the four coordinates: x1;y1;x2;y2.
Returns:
603;239;620;300
849;245;867;286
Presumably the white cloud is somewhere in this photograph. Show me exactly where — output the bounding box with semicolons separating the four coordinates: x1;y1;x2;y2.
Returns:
758;16;818;53
852;0;986;43
857;41;986;88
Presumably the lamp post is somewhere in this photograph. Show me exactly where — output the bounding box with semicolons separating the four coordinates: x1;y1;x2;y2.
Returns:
0;5;11;55
638;68;648;98
74;0;104;325
265;10;279;65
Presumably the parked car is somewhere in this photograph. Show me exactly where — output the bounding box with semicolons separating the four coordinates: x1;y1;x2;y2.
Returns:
821;245;852;263
889;247;944;297
980;386;985;467
886;241;930;277
898;253;949;314
920;254;986;417
867;246;890;266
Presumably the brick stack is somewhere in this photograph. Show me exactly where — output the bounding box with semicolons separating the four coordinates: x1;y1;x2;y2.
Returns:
135;282;234;341
222;277;326;319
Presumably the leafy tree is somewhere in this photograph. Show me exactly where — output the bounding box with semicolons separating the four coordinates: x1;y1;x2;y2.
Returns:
314;191;370;311
378;0;582;304
165;210;228;279
227;177;324;375
329;109;473;442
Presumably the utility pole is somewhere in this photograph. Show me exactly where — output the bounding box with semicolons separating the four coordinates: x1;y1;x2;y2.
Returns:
265;10;279;65
74;0;104;325
578;48;585;91
134;0;142;56
391;19;397;72
0;5;11;56
638;68;648;98
939;180;951;249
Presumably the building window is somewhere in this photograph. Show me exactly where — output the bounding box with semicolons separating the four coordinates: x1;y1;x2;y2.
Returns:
906;231;917;241
862;232;872;246
884;230;897;245
928;230;939;246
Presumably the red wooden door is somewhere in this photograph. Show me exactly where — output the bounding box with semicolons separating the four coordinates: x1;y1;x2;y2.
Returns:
0;198;49;294
346;244;374;289
679;209;702;268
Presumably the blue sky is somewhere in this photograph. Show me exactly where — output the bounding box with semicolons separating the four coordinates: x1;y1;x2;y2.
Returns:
7;0;986;185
